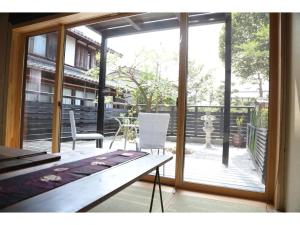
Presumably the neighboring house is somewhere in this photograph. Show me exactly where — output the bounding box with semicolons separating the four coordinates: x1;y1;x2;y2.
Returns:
25;27;124;108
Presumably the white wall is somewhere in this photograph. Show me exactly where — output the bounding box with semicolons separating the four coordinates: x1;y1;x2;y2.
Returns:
64;35;76;66
285;13;300;212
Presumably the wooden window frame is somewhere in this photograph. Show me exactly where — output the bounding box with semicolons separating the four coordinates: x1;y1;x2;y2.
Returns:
3;12;286;206
75;42;93;70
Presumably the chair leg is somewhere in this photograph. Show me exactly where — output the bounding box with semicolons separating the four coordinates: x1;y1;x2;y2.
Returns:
109;126;122;149
124;127;128;150
72;140;76;150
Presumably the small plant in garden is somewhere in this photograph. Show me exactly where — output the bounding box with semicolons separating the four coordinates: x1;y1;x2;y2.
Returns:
250;107;268;128
120;107;138;142
233;116;245;147
236;116;245;133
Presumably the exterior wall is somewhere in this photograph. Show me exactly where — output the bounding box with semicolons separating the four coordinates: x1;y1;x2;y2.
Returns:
285;13;300;212
0;14;10;145
64;35;76;66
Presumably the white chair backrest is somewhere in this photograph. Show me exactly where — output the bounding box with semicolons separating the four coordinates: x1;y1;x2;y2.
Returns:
138;113;170;149
69;110;77;139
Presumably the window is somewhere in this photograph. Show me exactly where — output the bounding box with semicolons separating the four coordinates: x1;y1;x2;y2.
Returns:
28;33;57;60
75;43;96;70
62;88;72;105
46;33;57;60
75;90;84;105
84;91;96;107
25;69;41;102
28;35;47;57
75;44;88;69
40;84;54;103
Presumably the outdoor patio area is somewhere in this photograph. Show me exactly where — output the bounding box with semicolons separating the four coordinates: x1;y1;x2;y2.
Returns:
23;137;265;193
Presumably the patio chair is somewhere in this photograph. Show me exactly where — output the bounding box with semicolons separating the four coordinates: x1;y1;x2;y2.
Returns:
136;113;170;155
69;110;104;150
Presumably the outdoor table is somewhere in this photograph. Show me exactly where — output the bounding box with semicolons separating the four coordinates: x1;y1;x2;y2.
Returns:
109;117;139;150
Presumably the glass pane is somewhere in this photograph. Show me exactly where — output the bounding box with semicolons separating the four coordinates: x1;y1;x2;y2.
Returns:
229;13;269;192
60;26;100;152
22;32;57;152
184;14;225;184
106;14;179;178
31;35;46;56
183;13;270;193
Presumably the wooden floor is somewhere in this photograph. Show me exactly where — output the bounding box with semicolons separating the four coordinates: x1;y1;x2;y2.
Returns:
23;136;265;193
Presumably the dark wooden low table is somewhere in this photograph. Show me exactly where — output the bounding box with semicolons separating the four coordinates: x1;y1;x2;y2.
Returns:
0;149;172;212
0;146;61;173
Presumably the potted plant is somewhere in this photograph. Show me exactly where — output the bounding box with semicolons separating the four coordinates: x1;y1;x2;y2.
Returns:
233;116;245;147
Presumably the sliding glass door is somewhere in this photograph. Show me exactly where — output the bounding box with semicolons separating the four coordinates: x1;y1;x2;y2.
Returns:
104;15;180;179
182;13;270;193
183;14;226;184
19;13;272;198
22;31;58;152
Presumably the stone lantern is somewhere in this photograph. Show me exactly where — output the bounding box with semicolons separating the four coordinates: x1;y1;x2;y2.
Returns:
201;111;216;148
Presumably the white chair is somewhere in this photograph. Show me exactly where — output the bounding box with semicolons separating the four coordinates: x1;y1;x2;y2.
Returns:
136;113;170;155
69;110;104;150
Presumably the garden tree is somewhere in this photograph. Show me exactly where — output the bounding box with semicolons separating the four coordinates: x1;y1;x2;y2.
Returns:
86;51;121;79
219;13;269;98
88;48;177;112
187;59;226;106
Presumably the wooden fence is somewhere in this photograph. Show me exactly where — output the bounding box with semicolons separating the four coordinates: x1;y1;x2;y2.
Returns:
23;101;127;141
23;100;253;146
149;105;252;145
247;123;268;184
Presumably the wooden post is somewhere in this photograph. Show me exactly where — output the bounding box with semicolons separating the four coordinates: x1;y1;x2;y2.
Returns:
96;36;107;148
222;13;232;166
52;25;65;153
220;106;224;139
0;14;10;146
170;106;175;136
194;106;198;137
175;13;188;187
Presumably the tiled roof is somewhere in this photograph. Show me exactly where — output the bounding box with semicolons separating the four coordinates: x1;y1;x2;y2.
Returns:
27;54;99;84
68;28;101;47
68;28;122;57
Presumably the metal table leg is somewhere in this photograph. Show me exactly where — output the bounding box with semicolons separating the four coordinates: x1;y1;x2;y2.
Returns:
149;167;164;212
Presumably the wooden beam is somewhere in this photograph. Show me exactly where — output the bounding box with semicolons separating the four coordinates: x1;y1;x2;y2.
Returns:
266;13;287;208
12;13;109;35
0;14;10;145
124;17;141;31
222;13;232;166
101;13;225;38
96;36;107;148
5;31;26;148
51;25;66;153
103;19;180;38
175;13;188;187
179;181;266;202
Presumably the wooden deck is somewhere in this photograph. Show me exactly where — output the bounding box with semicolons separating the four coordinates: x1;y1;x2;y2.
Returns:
23;137;265;193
